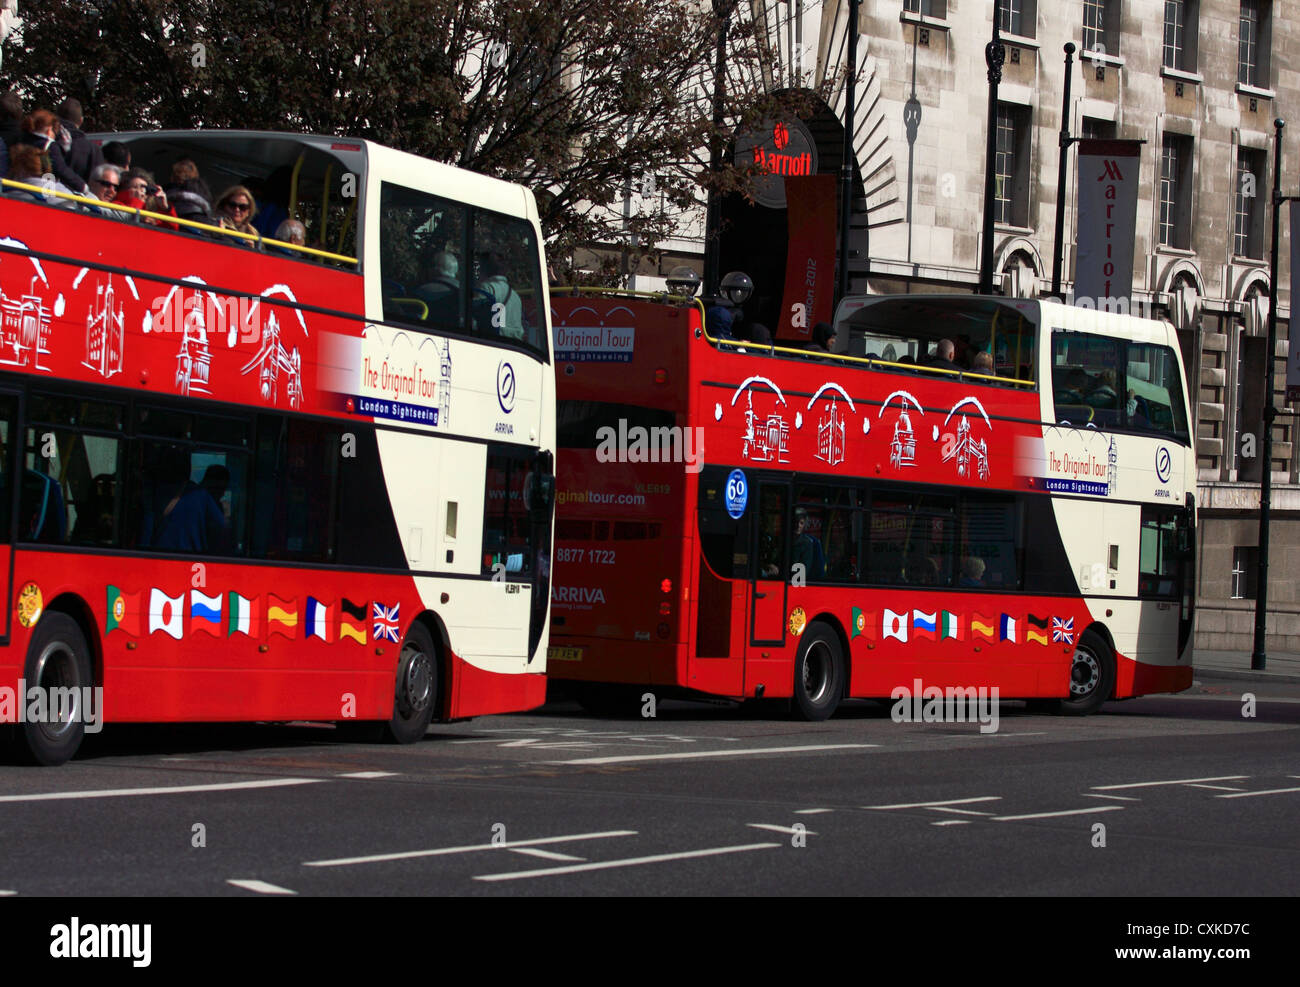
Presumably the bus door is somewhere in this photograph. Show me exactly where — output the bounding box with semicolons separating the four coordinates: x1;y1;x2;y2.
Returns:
749;481;789;648
0;392;17;644
1136;505;1184;659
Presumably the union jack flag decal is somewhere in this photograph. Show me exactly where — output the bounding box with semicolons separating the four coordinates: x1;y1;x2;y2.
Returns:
1052;616;1075;645
373;602;401;643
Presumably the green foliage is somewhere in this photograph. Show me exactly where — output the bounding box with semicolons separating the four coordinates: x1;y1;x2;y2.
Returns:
2;0;829;275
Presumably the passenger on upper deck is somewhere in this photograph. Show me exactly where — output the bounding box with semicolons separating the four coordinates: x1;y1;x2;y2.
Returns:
102;141;130;172
118;168;179;228
807;322;837;357
477;251;524;340
971;350;995;374
927;338;959;373
214;184;259;239
272;219;307;250
56;98;103;186
16;109;87;194
3;144;74;205
165;158;213;223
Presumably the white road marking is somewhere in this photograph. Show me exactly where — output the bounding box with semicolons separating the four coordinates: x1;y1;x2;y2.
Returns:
304;831;636;867
1216;786;1300;799
931;820;971;826
507;848;585;862
546;744;876;765
795;808;833;815
748;823;817;836
865;796;1001;810
227;879;297;895
1092;775;1249;791
338;771;397;779
473;843;780;882
0;890;15;896
929;806;995;816
1081;793;1140;801
1186;783;1247;791
993;806;1125;821
0;778;325;804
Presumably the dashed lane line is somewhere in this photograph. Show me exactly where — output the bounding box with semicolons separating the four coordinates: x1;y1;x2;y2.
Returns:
931;820;971;826
227;879;297;895
1216;786;1300;799
865;796;1001;810
303;831;637;868
748;823;817;836
0;778;325;803
507;848;585;862
992;806;1125;821
794;808;834;815
1081;793;1141;801
544;744;876;765
1091;776;1249;790
338;771;398;779
473;843;781;882
1186;783;1248;791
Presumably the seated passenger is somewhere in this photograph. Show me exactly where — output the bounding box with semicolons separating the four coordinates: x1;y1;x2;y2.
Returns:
971;350;995;374
807;322;837;356
415;251;460;301
155;465;232;554
165;158;214;224
118;168;179;228
82;163;129;219
477;251;524;340
1086;370;1118;408
214;184;259;238
927;338;959;372
3;145;75;205
16;109;88;194
270;218;307;256
705;303;735;339
958;555;986;587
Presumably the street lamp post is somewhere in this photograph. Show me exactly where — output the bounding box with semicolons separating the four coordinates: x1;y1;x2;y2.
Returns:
836;0;861;307
978;16;1005;295
1252;118;1300;669
703;0;737;297
1050;43;1076;301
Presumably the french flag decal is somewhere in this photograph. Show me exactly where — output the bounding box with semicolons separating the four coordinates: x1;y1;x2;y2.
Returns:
305;597;332;642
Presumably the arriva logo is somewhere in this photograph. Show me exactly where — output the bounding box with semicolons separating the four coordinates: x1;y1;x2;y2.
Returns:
552;586;607;604
497;360;516;414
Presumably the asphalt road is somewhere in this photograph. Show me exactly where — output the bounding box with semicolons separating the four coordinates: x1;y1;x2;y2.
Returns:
1;676;1297;897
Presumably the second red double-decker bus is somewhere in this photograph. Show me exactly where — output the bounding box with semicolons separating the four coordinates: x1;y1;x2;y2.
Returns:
548;290;1195;718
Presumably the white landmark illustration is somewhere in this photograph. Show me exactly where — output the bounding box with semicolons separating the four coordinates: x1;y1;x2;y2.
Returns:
942;396;993;481
742;390;790;462
241;308;302;409
83;275;125;378
439;337;451;425
0;275;52;370
890;411;917;469
816;396;845;466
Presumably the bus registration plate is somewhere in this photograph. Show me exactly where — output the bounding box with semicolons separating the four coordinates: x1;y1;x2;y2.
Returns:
548;646;584;662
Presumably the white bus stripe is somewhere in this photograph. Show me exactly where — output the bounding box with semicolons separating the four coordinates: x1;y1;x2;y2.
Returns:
473;843;780;882
303;831;637;867
0;778;325;803
546;744;875;765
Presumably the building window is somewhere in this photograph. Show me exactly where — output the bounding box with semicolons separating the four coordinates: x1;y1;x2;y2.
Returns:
1159;134;1193;249
995;103;1030;227
1231;546;1258;599
1163;0;1199;72
1239;1;1271;87
1081;117;1116;141
904;0;946;15
997;0;1034;38
1082;0;1118;57
1234;148;1266;259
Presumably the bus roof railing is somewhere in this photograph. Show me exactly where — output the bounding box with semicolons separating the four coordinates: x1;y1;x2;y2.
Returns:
0;177;359;266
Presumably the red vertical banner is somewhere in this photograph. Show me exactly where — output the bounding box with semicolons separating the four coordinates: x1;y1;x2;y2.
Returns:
778;175;837;341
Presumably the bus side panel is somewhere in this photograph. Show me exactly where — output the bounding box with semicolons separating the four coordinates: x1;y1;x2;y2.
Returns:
446;655;546;718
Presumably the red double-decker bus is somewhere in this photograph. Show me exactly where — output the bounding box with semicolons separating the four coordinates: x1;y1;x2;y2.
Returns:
0;130;555;763
548;290;1195;718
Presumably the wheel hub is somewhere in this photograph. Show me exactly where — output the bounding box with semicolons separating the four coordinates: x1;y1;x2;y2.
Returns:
803;642;831;704
33;642;81;741
1070;647;1101;696
400;648;433;714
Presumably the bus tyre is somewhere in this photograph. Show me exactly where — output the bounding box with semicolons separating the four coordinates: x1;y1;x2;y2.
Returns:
1060;630;1115;716
383;624;438;744
792;623;843;721
19;613;93;766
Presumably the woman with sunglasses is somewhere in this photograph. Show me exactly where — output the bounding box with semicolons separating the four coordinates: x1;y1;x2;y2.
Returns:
214;185;259;239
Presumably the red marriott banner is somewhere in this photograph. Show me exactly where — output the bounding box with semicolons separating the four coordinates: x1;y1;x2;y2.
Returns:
1074;139;1142;310
778;175;837;341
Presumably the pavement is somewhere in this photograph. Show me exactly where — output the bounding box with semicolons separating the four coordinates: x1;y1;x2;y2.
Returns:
1193;648;1300;684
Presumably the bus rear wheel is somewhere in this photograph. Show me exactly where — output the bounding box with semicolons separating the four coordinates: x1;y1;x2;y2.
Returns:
17;613;94;766
792;623;843;721
1059;629;1115;716
382;624;439;744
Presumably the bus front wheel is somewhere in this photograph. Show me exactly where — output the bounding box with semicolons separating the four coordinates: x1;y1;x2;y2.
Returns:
1059;630;1115;716
18;612;94;766
383;624;439;744
792;623;843;721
